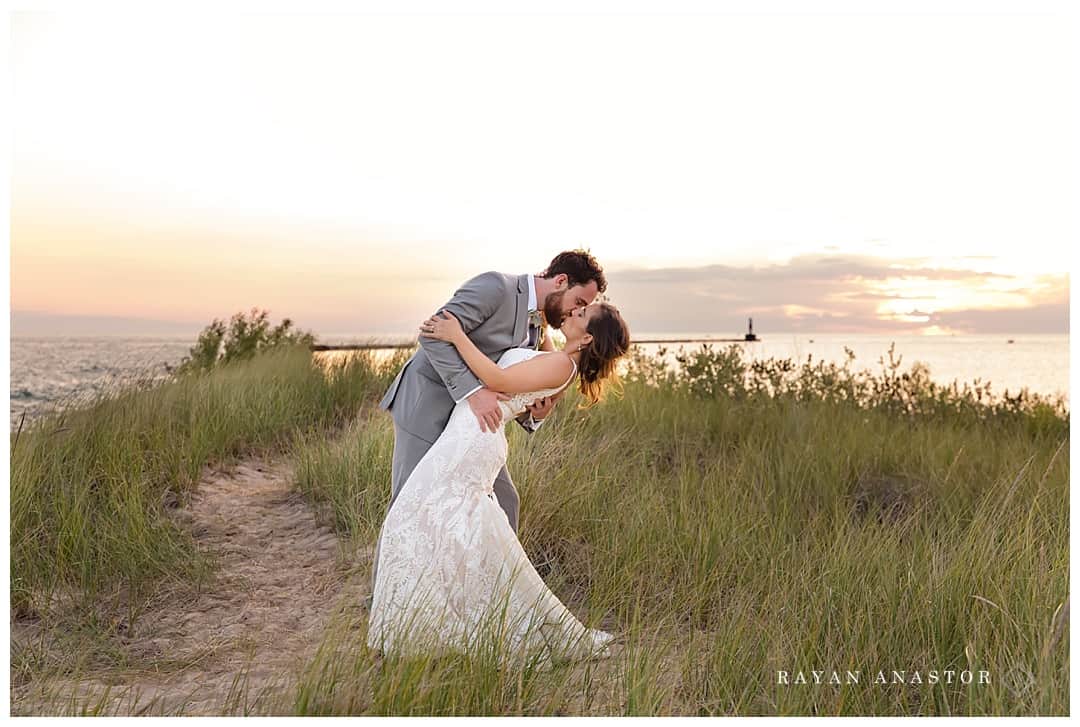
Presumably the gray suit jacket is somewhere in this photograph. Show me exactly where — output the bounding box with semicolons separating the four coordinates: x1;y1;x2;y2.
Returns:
379;271;538;444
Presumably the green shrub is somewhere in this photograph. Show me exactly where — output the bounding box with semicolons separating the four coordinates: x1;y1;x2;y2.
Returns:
174;308;316;376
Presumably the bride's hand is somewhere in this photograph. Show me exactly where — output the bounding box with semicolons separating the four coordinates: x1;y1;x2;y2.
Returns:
419;310;464;343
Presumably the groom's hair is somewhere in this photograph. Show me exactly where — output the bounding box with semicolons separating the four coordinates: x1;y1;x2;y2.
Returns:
540;250;607;294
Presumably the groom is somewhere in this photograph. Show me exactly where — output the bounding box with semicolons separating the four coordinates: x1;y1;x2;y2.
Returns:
369;251;607;596
380;249;607;524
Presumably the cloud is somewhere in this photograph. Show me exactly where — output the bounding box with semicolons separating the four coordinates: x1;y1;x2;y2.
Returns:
928;303;1068;334
603;254;1068;335
11;252;1068;338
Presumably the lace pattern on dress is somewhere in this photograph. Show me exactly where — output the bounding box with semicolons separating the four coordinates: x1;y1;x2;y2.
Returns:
367;348;611;667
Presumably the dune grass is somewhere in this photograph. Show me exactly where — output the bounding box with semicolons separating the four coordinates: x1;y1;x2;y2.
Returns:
10;339;1069;715
9;344;403;624
284;343;1069;715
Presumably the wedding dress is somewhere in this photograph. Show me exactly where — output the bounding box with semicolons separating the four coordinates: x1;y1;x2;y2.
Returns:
367;347;614;668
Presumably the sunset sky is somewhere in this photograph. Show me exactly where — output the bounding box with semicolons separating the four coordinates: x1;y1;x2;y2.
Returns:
9;3;1073;338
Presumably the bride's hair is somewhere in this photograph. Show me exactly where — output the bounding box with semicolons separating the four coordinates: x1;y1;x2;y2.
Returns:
576;302;631;406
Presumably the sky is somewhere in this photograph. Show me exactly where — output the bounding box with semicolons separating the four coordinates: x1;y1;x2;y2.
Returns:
8;3;1074;338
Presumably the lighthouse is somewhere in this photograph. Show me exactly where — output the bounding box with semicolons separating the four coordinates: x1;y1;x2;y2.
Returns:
744;317;759;341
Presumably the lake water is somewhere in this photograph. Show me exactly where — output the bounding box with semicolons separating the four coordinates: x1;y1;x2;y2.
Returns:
9;337;196;427
629;332;1070;405
8;333;1070;426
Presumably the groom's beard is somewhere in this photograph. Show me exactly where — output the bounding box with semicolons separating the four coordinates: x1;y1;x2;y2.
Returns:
542;290;567;329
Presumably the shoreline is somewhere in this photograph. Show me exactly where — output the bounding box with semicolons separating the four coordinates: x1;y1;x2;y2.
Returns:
10;334;1071;428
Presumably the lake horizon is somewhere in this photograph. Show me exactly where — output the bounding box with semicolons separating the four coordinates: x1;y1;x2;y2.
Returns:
10;332;1069;428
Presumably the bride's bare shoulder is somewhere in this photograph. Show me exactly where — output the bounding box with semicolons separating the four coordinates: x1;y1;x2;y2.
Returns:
539;350;575;377
499;349;573;391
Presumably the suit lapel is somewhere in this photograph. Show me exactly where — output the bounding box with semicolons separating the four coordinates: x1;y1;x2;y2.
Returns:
511;273;529;348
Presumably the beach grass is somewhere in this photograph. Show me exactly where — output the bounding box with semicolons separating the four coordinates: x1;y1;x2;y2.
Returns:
9;344;404;625
283;343;1069;715
9;340;1069;715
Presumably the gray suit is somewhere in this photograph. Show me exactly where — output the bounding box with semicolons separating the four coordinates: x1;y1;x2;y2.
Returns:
370;271;541;598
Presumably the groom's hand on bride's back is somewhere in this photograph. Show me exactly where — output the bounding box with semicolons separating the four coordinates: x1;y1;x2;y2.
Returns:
525;394;558;421
468;387;510;432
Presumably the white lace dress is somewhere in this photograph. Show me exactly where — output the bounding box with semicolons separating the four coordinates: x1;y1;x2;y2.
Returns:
367;348;614;667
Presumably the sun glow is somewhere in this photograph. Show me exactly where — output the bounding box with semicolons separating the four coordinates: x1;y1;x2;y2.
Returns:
869;275;1044;320
9;11;1074;336
919;325;959;336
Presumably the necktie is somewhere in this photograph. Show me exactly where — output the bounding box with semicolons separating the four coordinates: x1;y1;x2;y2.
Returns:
527;309;543;350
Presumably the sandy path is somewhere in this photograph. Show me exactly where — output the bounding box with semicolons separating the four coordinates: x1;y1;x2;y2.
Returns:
12;456;371;716
12;454;628;716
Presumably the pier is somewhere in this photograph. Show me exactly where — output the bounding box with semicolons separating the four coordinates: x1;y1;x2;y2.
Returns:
311;318;762;351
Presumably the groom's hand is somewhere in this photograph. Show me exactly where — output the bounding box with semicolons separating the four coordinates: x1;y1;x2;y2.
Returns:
468;388;510;433
526;394;559;422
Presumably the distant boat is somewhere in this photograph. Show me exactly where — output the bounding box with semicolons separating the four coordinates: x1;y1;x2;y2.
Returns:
1007;339;1015;344
809;339;815;343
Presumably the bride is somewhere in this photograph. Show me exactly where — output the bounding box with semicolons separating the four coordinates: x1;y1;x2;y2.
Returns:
366;301;631;668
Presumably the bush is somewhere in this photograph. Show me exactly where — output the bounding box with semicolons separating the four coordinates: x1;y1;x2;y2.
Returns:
624;341;1069;431
174;308;316;375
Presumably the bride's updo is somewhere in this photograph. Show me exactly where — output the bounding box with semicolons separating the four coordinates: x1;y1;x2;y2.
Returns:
576;302;631;405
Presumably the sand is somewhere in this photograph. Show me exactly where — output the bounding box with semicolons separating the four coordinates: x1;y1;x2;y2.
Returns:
11;456;372;716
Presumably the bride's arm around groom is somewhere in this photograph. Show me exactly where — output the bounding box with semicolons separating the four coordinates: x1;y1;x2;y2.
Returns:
377;269;541;529
413;270;552;434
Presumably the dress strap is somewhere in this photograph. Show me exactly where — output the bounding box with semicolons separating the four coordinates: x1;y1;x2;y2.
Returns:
536;350;578;394
559;357;578;393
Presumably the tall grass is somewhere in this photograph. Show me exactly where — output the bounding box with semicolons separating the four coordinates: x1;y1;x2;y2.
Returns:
9;344;402;623
10;337;1069;714
287;342;1068;715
